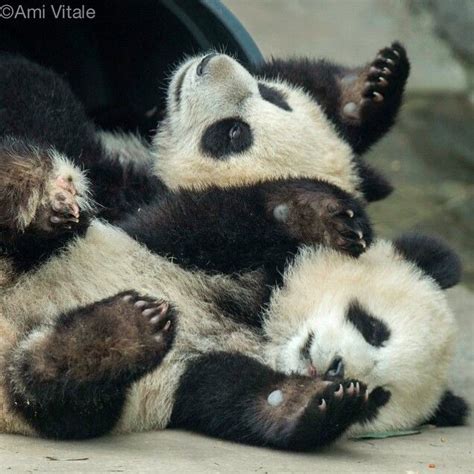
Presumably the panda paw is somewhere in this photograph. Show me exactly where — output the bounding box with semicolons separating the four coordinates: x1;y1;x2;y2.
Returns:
14;292;176;388
34;175;83;234
361;42;409;110
261;378;369;449
322;196;372;257
270;181;372;257
342;42;409;123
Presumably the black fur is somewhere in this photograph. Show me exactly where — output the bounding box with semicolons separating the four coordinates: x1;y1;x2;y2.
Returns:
0;223;89;274
201;118;253;160
253;42;409;156
170;352;369;450
119;178;373;286
8;292;175;439
258;83;292;111
427;390;469;427
354;158;394;202
0;54;162;222
361;387;392;423
119;184;298;286
347;300;391;347
394;233;462;289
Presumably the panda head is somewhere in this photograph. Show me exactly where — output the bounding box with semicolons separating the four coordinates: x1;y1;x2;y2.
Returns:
153;53;390;200
263;233;462;434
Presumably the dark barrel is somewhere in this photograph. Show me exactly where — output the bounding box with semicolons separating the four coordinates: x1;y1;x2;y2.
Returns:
0;0;263;134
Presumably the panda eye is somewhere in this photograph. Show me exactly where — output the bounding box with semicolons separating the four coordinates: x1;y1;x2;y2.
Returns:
201;117;253;160
229;123;242;141
347;300;390;347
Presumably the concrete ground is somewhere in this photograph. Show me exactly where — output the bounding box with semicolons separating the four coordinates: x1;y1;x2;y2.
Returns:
1;1;473;472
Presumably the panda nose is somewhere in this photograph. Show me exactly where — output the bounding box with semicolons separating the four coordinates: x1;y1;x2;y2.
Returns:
197;53;217;76
325;357;345;381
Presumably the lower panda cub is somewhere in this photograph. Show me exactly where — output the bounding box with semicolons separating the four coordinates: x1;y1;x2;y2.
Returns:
0;149;467;449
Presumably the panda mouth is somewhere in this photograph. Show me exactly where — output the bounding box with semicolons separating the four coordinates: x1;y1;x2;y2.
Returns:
174;63;193;105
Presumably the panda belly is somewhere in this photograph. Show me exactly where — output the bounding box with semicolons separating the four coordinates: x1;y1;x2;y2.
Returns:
0;220;264;435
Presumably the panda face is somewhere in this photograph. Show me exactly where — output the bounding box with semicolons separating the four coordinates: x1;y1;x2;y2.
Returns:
154;53;360;195
264;241;458;434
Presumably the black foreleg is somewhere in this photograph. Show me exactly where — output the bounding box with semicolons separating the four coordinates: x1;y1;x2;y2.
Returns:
170;352;368;450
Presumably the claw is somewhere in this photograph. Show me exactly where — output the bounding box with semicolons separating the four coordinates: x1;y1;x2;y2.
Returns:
134;300;147;308
372;91;384;102
346;209;354;218
378;76;388;86
318;398;327;411
334;384;344;399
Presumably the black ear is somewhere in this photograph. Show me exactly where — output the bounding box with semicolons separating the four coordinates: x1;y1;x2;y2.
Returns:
393;233;462;289
427;390;469;427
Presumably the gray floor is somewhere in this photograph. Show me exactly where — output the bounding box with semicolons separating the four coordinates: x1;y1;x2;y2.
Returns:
1;1;473;472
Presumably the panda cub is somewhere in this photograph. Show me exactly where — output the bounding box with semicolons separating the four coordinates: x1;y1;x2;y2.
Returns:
151;43;409;201
0;44;467;448
0;148;376;448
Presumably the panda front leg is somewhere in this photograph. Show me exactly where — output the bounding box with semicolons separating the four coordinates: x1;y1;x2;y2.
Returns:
170;352;368;450
6;292;176;439
0;139;93;244
120;178;372;284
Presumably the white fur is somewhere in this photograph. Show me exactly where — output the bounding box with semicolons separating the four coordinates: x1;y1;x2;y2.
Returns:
263;241;457;434
98;131;154;170
0;217;264;435
49;150;94;214
153;54;361;196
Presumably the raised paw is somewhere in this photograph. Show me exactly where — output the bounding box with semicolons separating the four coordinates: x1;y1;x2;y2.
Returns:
269;181;372;257
120;291;174;349
361;42;409;111
341;42;409;124
13;291;176;390
35;175;82;233
323;196;372;257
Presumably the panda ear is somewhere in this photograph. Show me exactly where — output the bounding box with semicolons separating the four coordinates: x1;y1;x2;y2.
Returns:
393;233;462;289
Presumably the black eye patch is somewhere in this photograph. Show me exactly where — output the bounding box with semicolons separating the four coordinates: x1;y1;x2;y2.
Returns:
201;118;253;160
258;83;292;111
347;300;390;347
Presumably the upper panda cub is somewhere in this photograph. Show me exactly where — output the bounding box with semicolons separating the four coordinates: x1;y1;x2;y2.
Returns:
152;43;409;202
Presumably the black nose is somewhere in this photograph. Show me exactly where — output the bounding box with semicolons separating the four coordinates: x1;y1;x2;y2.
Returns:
197;53;217;76
325;357;344;380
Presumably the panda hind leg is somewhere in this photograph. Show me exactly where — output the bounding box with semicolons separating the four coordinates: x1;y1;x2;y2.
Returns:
7;291;176;439
0;138;93;239
339;42;409;153
171;352;368;450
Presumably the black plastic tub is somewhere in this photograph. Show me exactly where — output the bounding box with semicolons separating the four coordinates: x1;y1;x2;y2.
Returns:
0;0;263;135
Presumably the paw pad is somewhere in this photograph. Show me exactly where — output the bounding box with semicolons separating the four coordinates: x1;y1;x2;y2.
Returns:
121;292;174;338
